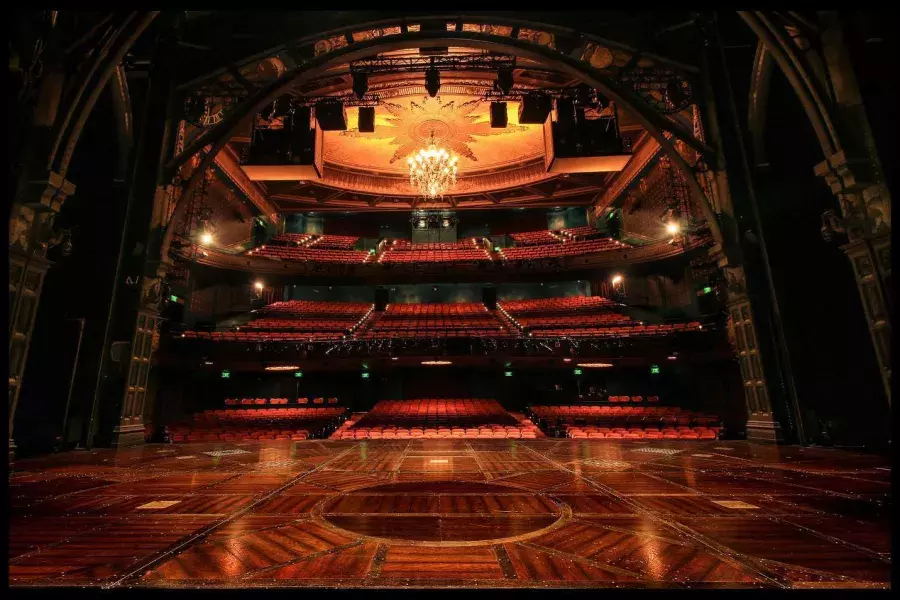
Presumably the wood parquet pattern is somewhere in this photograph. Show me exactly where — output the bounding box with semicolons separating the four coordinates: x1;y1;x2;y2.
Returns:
8;439;891;589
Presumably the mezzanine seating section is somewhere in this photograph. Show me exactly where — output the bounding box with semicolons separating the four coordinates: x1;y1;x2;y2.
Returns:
501;237;629;260
509;229;561;245
379;239;491;264
247;244;369;263
359;302;509;339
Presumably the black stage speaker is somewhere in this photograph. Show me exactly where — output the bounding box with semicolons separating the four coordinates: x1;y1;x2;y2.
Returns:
490;102;508;128
315;100;347;131
357;106;375;132
375;288;389;311
483;287;497;310
518;94;552;124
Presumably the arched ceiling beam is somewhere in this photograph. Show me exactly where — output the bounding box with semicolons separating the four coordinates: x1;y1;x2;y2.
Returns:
747;41;774;169
50;11;159;178
160;31;723;264
108;63;134;180
738;10;839;157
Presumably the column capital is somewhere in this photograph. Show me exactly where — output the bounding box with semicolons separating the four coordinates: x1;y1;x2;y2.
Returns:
16;171;75;211
815;150;891;238
9;172;76;257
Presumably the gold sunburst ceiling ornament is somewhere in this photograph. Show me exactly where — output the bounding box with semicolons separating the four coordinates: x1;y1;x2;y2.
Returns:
407;131;459;198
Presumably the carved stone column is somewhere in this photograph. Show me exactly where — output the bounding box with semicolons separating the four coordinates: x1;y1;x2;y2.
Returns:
815;150;891;404
8;172;75;461
723;266;783;443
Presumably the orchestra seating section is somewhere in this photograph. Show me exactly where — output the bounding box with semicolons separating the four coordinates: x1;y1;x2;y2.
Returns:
332;398;543;439
528;403;722;440
379;238;492;264
499;236;629;261
497;296;702;338
358;302;510;339
168;406;347;442
182;301;374;342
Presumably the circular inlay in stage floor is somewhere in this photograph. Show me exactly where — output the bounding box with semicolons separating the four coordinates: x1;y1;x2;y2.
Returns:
317;481;567;544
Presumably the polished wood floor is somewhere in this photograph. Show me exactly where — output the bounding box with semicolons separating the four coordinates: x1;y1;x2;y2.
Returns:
8;439;891;589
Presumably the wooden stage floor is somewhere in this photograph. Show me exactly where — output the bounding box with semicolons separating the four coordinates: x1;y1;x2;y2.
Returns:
8;439;891;589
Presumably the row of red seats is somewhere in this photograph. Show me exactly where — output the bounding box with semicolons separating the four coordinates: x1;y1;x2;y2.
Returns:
532;322;701;338
385;303;489;315
224;398;339;406
518;314;633;327
198;407;344;420
387;238;484;250
501;238;629;260
243;318;357;331
379;250;491;263
170;430;310;442
338;426;539;439
499;296;615;314
558;226;605;241
247;245;370;263
308;234;359;249
567;426;718;440
257;300;372;316
509;229;561;245
609;396;659;403
185;331;345;341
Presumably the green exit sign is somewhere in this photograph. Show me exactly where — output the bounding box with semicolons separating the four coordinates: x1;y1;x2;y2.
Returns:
169;295;179;302
494;246;501;252
650;365;661;375
703;286;712;294
573;368;583;375
221;370;230;379
504;371;513;377
361;372;370;379
294;371;303;378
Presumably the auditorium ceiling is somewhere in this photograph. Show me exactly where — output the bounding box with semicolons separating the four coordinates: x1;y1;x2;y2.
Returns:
192;32;664;213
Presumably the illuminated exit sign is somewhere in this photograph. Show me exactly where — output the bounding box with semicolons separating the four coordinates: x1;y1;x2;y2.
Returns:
650;365;660;375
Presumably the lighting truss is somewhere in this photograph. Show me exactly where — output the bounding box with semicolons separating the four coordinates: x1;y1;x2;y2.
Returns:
349;53;516;75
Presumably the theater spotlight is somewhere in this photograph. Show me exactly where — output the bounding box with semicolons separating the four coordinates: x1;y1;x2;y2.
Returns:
424;62;441;97
254;280;265;291
611;274;623;285
351;71;369;100
199;231;214;246
666;222;680;236
496;67;514;95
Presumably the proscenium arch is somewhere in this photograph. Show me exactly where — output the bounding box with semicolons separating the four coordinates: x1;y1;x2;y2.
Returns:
160;30;725;263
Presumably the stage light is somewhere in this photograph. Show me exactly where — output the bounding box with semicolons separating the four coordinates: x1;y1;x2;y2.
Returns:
611;274;623;285
668;355;677;361
391;357;399;361
352;71;369;100
425;64;441;97
563;358;572;363
666;222;680;235
254;280;265;290
200;232;214;246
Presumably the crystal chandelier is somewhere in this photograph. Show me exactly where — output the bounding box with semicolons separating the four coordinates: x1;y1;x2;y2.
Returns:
407;131;458;198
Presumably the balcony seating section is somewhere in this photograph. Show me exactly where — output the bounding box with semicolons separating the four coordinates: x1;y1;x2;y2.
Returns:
308;234;359;249
559;225;605;241
509;229;561;246
498;296;702;339
359;302;510;339
528;404;721;440
247;244;370;263
258;300;373;317
379;239;492;264
168;407;347;442
387;238;484;250
181;301;373;343
334;398;542;439
501;237;630;260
